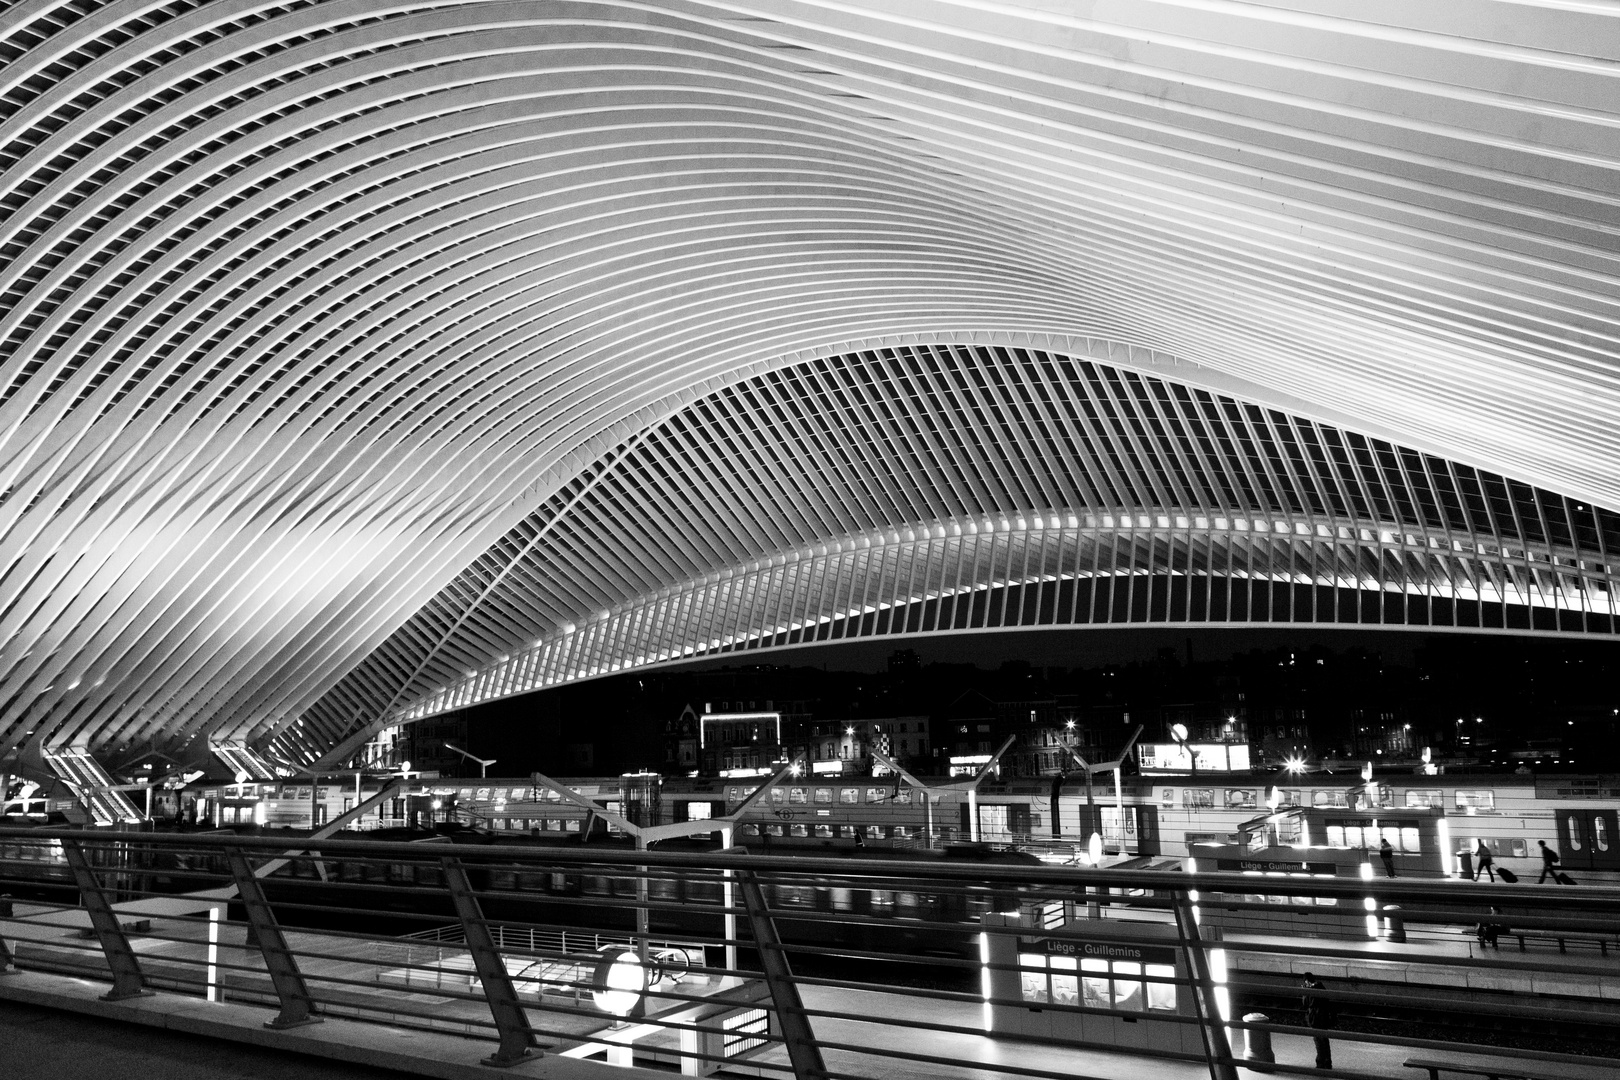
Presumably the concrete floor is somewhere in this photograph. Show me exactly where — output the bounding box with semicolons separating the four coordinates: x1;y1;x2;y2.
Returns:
0;996;416;1080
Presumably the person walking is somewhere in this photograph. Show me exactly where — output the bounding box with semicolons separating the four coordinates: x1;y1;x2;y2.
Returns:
1379;836;1396;878
1473;840;1496;882
1538;840;1561;883
1302;971;1334;1069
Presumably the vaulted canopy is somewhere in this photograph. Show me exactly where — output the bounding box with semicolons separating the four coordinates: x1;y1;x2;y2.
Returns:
0;1;1614;769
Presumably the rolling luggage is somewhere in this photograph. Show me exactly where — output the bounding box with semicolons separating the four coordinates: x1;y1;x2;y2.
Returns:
1496;867;1518;883
1555;871;1578;886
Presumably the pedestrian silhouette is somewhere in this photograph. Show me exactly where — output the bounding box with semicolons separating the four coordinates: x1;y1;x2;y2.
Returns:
1537;840;1560;883
1302;971;1334;1069
1473;840;1496;882
1379;837;1396;878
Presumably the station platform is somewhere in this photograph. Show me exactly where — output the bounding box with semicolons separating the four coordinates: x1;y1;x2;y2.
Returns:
6;898;1620;1080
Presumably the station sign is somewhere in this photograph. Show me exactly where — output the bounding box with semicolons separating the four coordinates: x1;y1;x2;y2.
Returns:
1215;858;1339;874
1021;937;1178;966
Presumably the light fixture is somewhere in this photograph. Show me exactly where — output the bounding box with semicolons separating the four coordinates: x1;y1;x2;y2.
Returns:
592;947;648;1017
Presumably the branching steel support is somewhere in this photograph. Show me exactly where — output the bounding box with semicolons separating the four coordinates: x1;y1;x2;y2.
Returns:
442;857;535;1067
736;870;827;1080
61;839;150;1001
224;849;320;1029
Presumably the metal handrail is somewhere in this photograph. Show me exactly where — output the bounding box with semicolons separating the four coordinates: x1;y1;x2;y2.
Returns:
3;825;1619;1080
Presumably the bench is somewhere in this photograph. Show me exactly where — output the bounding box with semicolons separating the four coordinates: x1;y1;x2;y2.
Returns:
1404;1056;1580;1080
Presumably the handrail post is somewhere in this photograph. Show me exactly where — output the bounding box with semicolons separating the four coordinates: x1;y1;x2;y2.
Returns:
441;856;536;1067
224;848;321;1028
736;868;827;1080
1173;891;1238;1080
60;837;151;1001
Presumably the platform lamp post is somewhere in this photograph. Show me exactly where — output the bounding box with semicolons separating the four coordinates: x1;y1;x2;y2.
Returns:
442;741;496;778
1062;725;1144;857
529;758;803;973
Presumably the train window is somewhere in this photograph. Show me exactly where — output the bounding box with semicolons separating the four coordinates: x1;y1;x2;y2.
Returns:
1455;790;1495;810
687;802;713;821
1112;962;1144;1011
1313;791;1349;808
1047;955;1077;1004
893;826;911;840
866;788;887;803
840;788;859;804
1399;827;1420;852
740;823;760;837
1183;789;1213;809
650;877;678;901
1277;789;1303;807
1146;964;1177;1010
870;890;895;909
831;888;854;911
789;788;808;804
778;885;814;907
770;788;786;804
1596;817;1609;851
1405;790;1442;808
1161;788;1175;807
1020;953;1050;1003
791;824;809;837
814;788;832;805
1224;789;1256;810
1081;959;1110;1008
894;789;912;804
564;820;581;832
815;824;833;838
1568;816;1584;851
727;788;741;804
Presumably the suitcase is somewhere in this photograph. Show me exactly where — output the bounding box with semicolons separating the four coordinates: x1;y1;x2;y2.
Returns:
1556;871;1578;886
1496;867;1518;883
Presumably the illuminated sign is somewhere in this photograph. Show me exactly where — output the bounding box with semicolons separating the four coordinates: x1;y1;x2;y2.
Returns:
1022;938;1178;966
1136;743;1251;773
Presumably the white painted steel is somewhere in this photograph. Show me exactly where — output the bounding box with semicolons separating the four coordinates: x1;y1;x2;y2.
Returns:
0;3;1612;765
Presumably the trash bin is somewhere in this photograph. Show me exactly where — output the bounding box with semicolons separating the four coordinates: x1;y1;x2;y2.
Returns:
1382;904;1406;943
1457;851;1473;878
1242;1012;1274;1063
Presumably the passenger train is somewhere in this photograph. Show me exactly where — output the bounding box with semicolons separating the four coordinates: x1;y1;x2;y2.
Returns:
7;768;1618;875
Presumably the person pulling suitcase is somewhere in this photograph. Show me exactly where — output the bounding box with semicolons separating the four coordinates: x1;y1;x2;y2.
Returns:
1537;841;1561;883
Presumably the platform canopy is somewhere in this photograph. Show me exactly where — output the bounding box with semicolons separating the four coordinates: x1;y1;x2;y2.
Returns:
0;1;1615;768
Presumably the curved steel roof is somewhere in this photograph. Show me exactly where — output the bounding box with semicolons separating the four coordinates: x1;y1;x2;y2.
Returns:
0;2;1614;767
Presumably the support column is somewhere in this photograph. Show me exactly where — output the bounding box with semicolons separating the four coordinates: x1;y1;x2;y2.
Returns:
735;870;826;1080
441;857;535;1067
0;927;15;974
61;839;150;1001
224;849;321;1029
720;824;737;971
1173;893;1238;1080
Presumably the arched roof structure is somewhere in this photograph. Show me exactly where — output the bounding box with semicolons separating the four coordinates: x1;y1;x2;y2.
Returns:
0;1;1615;770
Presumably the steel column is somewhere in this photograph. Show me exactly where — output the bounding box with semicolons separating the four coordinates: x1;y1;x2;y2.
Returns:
441;857;535;1067
1173;893;1239;1080
0;927;15;974
224;849;321;1029
60;839;150;1001
736;870;827;1080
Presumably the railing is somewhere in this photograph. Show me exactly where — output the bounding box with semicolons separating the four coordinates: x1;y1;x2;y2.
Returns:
2;826;1619;1080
